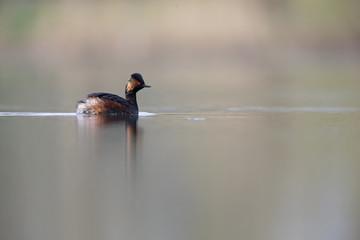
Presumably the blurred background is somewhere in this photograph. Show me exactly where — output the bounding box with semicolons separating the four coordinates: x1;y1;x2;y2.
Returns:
1;0;359;112
2;1;360;240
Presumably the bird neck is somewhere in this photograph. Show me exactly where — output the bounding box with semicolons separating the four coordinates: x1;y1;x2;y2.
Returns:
125;92;139;112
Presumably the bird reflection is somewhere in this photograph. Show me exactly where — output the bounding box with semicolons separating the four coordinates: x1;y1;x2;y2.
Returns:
76;114;139;188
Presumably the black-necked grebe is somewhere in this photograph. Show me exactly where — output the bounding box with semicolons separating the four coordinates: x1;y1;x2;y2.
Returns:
76;73;151;115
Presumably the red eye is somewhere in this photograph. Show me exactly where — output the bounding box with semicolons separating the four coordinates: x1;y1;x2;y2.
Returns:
137;82;141;85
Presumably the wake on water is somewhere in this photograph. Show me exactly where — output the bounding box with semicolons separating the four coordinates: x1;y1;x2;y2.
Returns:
0;106;359;117
0;112;156;117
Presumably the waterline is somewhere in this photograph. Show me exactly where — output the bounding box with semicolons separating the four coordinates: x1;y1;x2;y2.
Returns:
228;106;360;113
0;112;156;117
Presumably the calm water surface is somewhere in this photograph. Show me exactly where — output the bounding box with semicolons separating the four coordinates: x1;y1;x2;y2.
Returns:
1;107;360;240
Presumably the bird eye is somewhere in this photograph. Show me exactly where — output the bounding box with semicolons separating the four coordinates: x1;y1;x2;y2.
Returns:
137;82;141;85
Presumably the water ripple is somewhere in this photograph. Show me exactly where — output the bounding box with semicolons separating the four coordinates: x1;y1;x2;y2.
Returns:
0;112;156;117
227;106;360;113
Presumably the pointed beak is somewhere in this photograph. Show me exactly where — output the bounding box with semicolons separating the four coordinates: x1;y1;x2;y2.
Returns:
143;84;151;88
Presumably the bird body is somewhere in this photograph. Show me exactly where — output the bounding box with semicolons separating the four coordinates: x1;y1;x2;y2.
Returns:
76;73;150;115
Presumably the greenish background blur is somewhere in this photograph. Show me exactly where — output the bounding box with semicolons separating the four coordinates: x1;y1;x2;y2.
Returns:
1;2;360;240
0;0;359;111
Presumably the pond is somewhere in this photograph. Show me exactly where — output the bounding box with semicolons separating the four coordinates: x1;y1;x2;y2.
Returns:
1;0;360;238
1;107;360;240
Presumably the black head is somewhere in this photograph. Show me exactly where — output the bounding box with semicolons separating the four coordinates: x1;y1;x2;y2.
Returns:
126;73;151;94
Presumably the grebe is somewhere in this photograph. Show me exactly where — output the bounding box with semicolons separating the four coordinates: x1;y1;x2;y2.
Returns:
76;73;150;115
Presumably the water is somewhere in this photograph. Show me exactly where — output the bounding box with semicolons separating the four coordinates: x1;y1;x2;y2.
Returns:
1;107;360;240
1;0;360;238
